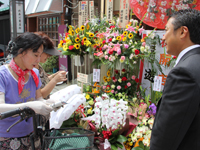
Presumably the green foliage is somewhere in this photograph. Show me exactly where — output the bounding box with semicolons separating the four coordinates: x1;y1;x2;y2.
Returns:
40;55;59;73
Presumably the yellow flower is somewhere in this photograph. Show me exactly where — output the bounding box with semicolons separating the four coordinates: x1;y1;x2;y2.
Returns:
107;70;110;77
80;25;85;31
75;37;80;43
86;23;90;30
107;77;111;82
88;100;94;105
85;94;90;100
89;33;94;37
103;76;107;82
116;36;121;41
141;38;145;42
60;40;64;45
128;33;133;39
69;29;74;35
123;37;127;41
75;28;80;33
84;40;91;46
82;37;87;41
123;31;128;36
58;43;62;48
68;25;72;29
87;109;92;114
126;24;130;28
63;45;68;51
74;43;80;49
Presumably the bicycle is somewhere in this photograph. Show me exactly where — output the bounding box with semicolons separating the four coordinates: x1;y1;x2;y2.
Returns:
0;107;95;150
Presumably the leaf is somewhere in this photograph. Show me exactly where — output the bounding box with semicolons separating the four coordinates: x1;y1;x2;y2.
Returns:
111;144;118;150
139;141;144;149
62;51;74;55
116;135;127;143
115;142;124;149
132;147;144;150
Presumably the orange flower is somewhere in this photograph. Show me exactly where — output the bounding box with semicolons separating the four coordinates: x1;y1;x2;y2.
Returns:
134;137;144;147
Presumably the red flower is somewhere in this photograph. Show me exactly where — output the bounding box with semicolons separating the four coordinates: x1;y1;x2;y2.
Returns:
173;56;177;59
102;130;112;139
109;38;112;42
63;40;66;43
135;78;139;83
122;69;126;72
110;25;115;29
124;85;128;89
102;40;106;44
81;40;84;45
69;45;74;50
115;70;119;74
95;31;98;33
99;47;102;51
77;34;80;38
122;77;127;81
135;49;140;55
65;33;69;37
112;76;116;80
108;50;113;55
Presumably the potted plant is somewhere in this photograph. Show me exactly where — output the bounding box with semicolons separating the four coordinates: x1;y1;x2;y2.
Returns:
40;55;59;73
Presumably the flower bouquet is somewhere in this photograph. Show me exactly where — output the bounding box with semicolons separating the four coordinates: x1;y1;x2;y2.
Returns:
58;23;97;57
81;93;128;150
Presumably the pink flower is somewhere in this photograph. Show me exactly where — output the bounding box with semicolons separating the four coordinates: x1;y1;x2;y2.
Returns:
111;90;115;93
127;82;131;87
103;86;106;89
105;55;108;59
132;75;136;80
139;27;145;35
117;48;121;55
117;86;121;90
142;42;146;46
124;44;129;49
109;57;111;61
120;56;125;60
139;116;142;120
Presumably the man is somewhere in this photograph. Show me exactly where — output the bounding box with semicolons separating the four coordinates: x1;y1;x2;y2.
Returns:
150;9;200;150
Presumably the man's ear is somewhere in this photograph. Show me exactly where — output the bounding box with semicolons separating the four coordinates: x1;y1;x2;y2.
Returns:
180;26;188;38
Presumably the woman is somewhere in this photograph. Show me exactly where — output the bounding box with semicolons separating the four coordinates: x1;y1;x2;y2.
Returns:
0;32;55;149
34;32;67;99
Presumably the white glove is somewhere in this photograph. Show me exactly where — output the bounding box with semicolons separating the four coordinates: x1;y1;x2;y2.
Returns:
43;99;59;105
24;101;53;116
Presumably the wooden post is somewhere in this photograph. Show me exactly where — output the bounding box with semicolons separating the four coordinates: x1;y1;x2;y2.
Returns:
101;0;104;19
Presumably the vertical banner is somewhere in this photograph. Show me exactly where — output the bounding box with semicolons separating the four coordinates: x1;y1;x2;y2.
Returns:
78;2;82;27
58;25;68;72
79;1;88;27
89;1;94;20
119;0;129;28
106;0;113;21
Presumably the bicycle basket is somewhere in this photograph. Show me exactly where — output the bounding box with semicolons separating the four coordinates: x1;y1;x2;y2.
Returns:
42;127;95;150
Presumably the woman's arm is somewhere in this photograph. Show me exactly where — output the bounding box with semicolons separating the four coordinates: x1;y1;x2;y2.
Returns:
40;71;67;98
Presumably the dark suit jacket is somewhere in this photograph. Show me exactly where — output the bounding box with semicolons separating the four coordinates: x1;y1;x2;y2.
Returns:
150;47;200;150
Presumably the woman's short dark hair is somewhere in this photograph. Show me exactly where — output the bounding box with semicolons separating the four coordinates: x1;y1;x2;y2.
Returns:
6;32;44;57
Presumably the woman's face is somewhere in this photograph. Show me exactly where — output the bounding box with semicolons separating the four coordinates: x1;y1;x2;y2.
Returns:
40;52;51;63
21;44;43;70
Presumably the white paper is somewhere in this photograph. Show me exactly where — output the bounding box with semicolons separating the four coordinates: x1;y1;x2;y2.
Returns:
153;76;162;92
93;69;100;82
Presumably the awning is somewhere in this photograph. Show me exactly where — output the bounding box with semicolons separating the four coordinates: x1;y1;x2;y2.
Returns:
25;0;63;15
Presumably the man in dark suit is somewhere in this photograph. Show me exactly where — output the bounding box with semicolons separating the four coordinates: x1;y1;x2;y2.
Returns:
150;9;200;150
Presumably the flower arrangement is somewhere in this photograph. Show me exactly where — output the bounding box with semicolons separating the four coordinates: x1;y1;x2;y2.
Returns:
82;93;128;150
58;23;97;56
103;69;139;102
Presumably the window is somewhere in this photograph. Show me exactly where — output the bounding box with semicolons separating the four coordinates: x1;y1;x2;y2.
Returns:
38;15;60;46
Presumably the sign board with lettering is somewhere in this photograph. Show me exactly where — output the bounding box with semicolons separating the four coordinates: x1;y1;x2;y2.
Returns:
106;0;113;21
78;1;88;27
89;1;94;20
153;76;162;92
119;0;129;28
77;72;88;83
16;1;24;33
93;69;100;82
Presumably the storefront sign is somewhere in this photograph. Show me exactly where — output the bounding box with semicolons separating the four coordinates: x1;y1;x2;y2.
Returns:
106;0;113;21
119;0;129;28
78;1;88;27
89;1;94;20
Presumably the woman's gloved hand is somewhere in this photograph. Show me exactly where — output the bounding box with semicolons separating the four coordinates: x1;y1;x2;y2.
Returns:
53;71;68;83
23;101;53;116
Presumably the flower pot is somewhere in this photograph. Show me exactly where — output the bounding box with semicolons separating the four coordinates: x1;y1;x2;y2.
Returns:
74;55;84;66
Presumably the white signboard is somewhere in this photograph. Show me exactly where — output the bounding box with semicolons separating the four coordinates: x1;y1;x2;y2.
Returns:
78;1;88;27
78;1;82;27
93;69;100;82
16;1;24;33
77;72;88;83
106;0;113;21
89;1;94;20
153;76;162;92
119;0;129;28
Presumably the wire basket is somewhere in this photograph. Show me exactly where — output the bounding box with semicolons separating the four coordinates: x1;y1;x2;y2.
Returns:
42;127;95;150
